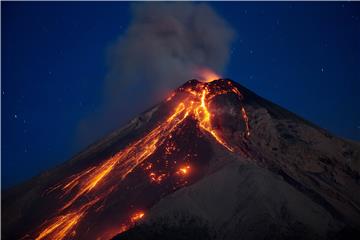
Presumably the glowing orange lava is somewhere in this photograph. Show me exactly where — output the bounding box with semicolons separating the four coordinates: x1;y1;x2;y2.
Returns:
35;198;99;240
177;165;191;175
149;172;167;184
33;78;250;240
241;107;251;136
116;210;145;237
130;211;145;222
194;88;233;151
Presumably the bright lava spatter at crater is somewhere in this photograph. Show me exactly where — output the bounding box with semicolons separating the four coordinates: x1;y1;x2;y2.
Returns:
30;73;251;240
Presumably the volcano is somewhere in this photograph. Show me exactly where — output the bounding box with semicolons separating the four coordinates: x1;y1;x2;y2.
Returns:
2;78;360;240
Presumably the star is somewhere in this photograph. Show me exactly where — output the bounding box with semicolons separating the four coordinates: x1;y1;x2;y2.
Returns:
321;68;324;72
14;114;18;119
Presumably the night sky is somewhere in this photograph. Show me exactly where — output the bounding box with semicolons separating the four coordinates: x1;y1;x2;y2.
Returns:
2;2;359;188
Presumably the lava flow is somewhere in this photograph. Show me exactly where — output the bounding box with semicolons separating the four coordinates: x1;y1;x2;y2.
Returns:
29;73;251;240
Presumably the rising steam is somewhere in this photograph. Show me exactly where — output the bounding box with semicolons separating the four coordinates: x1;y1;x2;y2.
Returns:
77;2;235;147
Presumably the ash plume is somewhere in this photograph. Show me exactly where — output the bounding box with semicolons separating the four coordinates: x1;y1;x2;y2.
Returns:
77;2;235;148
107;2;235;95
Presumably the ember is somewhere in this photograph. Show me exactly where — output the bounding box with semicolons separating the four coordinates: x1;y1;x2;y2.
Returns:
130;211;145;222
177;165;191;175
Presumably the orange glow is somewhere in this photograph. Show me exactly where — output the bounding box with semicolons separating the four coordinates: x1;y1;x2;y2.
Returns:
194;88;233;152
35;212;82;240
177;165;190;175
241;107;250;137
149;172;167;184
117;224;130;235
35;198;99;240
115;211;145;236
166;92;176;102
130;211;145;222
144;163;153;170
195;68;221;83
164;141;177;155
33;78;250;240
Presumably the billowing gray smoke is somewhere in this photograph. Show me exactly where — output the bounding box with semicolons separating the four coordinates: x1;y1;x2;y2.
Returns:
77;2;235;148
107;2;235;95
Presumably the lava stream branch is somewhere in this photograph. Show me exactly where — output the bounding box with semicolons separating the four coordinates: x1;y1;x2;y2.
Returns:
195;89;233;151
34;103;189;240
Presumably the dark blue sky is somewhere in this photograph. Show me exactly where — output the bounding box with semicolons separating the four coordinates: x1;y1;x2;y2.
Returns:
2;2;359;188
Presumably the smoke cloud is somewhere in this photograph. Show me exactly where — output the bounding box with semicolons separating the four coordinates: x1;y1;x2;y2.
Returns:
107;2;235;95
77;2;235;148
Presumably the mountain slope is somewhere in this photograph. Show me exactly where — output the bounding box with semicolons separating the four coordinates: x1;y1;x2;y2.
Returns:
115;162;343;240
2;79;360;240
114;80;360;240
